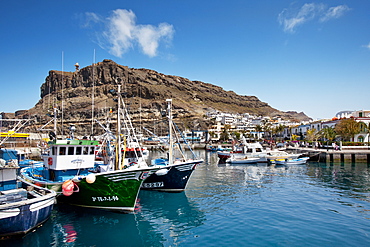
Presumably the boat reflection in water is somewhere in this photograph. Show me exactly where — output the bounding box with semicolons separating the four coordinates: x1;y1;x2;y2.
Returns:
3;189;204;246
3;151;370;246
137;190;205;245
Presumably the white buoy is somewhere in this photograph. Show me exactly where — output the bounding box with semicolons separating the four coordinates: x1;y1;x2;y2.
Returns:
155;169;169;176
86;174;96;184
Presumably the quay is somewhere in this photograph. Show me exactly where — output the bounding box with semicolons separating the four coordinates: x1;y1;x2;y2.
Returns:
287;146;370;164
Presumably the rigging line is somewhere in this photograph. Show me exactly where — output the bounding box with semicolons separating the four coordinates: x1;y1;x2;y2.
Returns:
91;49;96;136
119;96;144;164
61;51;64;136
171;123;186;160
173;122;197;158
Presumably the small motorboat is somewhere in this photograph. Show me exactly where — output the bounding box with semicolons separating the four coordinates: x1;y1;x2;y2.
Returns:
274;157;309;165
225;155;263;164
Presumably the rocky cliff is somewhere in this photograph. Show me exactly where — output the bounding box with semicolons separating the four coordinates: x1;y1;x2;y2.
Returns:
17;59;310;135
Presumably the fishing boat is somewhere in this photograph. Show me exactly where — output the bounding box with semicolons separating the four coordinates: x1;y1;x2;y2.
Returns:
20;85;159;213
225;155;263;164
141;99;203;192
218;138;299;162
273;157;309;165
207;145;232;152
0;149;56;239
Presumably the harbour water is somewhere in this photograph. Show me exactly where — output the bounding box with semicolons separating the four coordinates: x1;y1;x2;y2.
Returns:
3;150;370;246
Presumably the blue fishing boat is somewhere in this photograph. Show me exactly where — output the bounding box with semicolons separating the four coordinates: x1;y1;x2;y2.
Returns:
0;148;56;239
141;99;203;192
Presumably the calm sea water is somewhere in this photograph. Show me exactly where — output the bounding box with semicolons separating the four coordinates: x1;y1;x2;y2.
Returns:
4;150;370;247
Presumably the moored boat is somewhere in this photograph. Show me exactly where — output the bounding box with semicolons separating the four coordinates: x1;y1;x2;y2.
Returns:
218;139;299;162
0;149;56;239
225;155;262;164
20;85;159;213
141;99;203;192
20;139;157;212
273;157;309;165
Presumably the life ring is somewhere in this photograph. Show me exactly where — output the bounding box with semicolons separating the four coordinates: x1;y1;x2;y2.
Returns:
48;157;53;166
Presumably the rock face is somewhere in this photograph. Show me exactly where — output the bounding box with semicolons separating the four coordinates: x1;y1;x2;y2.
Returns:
20;59;310;134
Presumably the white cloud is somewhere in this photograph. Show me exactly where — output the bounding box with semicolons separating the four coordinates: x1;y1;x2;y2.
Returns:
278;3;350;33
135;23;174;57
85;9;174;58
320;5;351;22
82;12;102;28
363;43;370;50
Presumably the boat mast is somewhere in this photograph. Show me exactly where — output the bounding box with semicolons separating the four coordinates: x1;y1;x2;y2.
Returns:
61;51;64;136
91;49;95;136
116;84;122;170
53;106;57;136
166;99;173;165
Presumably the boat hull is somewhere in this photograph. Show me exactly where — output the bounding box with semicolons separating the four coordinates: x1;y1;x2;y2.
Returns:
274;157;309;165
141;160;201;192
0;179;55;239
225;157;262;164
21;168;156;212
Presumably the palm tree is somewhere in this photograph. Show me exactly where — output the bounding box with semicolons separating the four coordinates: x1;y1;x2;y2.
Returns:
274;124;286;141
320;127;336;141
306;128;319;142
320;126;337;149
254;124;263;140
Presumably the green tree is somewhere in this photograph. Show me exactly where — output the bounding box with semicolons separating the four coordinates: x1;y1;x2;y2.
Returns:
262;121;272;140
306;128;319;142
220;124;231;142
254;125;263;140
273;124;285;141
320;127;336;142
334;118;360;141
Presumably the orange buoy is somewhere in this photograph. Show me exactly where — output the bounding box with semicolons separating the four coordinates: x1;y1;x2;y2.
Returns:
62;180;79;196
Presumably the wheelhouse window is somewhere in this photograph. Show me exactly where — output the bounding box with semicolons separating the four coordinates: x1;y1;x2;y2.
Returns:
76;147;82;155
68;146;74;155
90;146;95;155
83;147;89;155
59;147;66;155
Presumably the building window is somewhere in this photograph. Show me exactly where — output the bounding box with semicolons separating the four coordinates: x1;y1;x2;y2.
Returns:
359;122;367;132
358;135;364;142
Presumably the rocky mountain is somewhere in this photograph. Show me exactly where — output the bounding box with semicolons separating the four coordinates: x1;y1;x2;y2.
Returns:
13;59;310;135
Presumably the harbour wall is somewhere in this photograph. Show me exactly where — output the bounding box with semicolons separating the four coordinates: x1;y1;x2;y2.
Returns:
286;147;370;164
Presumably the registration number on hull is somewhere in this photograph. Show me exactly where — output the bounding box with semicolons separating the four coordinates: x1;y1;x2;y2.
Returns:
92;196;119;202
142;182;164;188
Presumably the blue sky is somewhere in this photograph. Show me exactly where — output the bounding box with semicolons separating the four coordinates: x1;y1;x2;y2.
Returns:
1;0;369;120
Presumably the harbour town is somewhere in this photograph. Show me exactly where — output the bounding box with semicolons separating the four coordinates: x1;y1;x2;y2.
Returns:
2;1;370;246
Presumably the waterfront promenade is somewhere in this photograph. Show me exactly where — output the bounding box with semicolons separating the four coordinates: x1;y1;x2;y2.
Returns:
287;146;370;164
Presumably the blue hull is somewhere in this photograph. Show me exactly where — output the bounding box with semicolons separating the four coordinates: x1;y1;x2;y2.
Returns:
142;161;201;192
0;180;56;239
0;202;53;238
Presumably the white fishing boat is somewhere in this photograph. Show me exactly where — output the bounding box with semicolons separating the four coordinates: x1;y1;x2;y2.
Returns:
20;85;159;213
